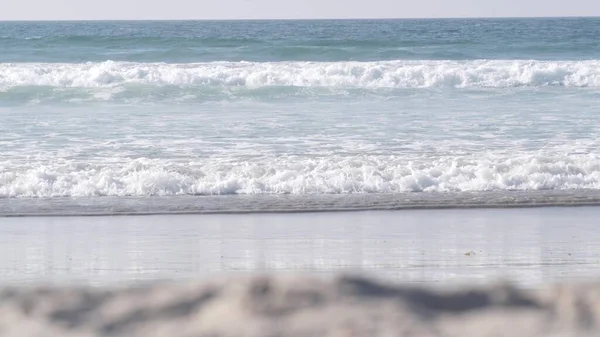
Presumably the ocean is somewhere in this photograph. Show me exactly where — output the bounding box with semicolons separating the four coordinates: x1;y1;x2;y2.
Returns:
2;18;600;216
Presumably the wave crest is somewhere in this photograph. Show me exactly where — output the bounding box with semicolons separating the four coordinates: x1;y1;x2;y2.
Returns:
3;155;600;198
2;60;600;89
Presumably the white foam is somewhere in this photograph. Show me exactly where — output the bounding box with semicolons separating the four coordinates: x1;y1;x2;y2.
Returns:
2;60;600;89
3;155;600;197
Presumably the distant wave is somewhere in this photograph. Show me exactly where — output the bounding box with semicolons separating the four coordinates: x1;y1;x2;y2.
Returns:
0;35;471;51
0;35;267;44
3;155;600;198
2;60;600;90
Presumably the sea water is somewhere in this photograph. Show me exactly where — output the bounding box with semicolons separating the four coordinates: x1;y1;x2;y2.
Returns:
2;18;600;215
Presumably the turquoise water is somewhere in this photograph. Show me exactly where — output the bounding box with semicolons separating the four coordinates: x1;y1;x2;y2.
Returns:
2;18;600;215
2;18;600;62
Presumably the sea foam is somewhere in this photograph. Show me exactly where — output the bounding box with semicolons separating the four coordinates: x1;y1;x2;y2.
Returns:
2;155;600;198
2;60;600;89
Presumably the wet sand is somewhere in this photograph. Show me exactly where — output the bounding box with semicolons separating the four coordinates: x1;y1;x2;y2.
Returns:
1;206;599;287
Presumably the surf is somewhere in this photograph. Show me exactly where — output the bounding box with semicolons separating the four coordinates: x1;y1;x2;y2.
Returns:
2;60;600;90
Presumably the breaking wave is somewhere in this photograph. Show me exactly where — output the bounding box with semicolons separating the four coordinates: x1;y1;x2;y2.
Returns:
3;155;600;198
2;60;600;90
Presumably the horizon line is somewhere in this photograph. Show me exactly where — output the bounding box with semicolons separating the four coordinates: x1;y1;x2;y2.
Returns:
1;15;599;22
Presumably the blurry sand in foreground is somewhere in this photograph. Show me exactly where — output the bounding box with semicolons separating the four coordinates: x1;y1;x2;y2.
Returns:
1;275;599;337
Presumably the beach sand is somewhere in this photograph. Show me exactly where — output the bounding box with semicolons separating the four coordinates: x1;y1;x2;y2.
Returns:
1;274;600;337
2;207;600;336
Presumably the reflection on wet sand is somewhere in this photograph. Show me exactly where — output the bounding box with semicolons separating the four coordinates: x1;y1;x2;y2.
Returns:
1;207;599;287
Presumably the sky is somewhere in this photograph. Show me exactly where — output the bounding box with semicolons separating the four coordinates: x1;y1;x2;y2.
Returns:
2;0;600;20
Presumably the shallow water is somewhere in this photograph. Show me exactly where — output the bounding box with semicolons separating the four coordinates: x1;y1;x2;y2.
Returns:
2;19;600;214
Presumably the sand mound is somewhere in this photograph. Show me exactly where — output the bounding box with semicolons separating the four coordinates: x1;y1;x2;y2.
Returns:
1;275;600;337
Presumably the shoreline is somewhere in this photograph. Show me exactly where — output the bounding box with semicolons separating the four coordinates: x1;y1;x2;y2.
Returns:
4;201;600;218
4;190;600;217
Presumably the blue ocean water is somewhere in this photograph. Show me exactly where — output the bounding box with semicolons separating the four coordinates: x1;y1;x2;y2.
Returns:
2;18;600;215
